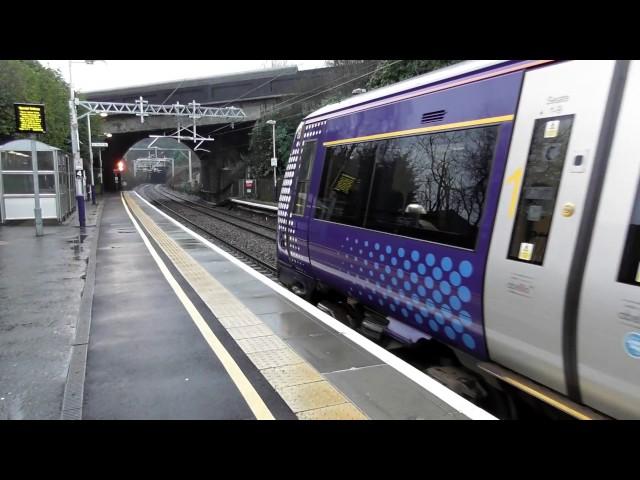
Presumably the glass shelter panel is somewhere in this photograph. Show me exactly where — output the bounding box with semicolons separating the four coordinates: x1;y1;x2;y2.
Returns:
2;174;57;194
1;150;54;171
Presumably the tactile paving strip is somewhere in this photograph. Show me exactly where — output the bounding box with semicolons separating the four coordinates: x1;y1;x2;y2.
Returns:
124;193;368;420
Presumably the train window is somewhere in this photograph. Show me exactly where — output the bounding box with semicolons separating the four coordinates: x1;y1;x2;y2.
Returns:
292;141;317;216
315;127;498;243
617;179;640;286
314;141;376;226
507;115;575;265
363;126;498;248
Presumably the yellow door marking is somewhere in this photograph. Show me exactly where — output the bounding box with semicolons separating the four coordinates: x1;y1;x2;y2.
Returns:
121;193;275;420
506;167;523;218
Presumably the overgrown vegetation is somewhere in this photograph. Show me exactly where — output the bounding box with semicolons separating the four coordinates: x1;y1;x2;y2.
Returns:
366;60;460;89
0;60;71;148
0;60;103;167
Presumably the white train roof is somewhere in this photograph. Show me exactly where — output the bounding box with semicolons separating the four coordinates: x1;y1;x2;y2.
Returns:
305;60;510;120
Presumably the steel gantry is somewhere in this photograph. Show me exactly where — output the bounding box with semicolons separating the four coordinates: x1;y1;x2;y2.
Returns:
76;97;243;149
76;97;246;123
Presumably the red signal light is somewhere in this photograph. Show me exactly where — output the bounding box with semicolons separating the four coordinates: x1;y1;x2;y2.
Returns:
116;160;125;172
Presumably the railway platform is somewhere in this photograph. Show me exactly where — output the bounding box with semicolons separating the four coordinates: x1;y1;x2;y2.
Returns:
229;197;278;212
0;202;101;420
64;190;496;420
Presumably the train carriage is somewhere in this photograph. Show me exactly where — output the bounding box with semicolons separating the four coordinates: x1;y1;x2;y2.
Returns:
276;60;640;419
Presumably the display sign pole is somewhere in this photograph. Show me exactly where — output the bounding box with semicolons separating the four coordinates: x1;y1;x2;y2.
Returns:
86;114;96;205
30;135;43;236
14;103;46;237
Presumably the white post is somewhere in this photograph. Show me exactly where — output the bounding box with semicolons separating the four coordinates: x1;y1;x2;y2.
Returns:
271;122;277;199
98;148;103;186
68;60;85;227
31;136;43;236
87;114;96;204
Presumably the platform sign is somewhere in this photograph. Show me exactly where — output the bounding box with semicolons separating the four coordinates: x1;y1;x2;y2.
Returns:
14;103;46;134
91;142;108;148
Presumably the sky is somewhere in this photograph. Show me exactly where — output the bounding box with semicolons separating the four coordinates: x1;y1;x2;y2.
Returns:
38;60;329;93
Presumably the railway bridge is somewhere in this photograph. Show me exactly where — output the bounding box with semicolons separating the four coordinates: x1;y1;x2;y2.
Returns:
85;65;349;194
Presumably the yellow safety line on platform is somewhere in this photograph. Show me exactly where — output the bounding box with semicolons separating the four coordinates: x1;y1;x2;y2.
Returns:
121;193;275;420
123;192;368;420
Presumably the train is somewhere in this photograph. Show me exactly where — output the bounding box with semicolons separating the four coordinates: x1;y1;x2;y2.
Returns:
275;60;640;419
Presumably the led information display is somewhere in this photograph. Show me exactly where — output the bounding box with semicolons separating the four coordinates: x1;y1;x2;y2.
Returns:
14;103;46;134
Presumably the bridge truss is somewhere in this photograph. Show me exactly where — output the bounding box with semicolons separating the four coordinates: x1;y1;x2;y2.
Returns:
76;96;246;149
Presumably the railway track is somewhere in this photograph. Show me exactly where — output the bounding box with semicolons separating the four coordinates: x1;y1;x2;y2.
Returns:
138;184;277;278
156;185;276;238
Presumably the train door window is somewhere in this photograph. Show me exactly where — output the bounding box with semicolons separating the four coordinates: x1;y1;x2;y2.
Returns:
364;125;499;249
617;178;640;285
292;141;316;216
314;141;376;227
507;115;575;265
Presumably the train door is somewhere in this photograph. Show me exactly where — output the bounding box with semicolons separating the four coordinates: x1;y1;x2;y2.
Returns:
576;61;639;419
483;60;617;395
278;125;302;267
279;122;318;277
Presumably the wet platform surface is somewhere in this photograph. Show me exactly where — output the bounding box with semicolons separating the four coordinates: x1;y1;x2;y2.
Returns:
0;204;99;419
79;191;488;420
83;195;292;419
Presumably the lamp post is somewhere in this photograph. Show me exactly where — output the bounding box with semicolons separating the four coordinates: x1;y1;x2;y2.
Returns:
97;113;108;193
82;112;110;204
86;112;96;204
68;61;85;227
266;119;277;201
68;60;105;222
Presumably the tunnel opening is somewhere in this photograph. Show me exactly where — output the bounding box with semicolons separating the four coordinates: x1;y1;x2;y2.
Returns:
99;120;256;202
120;137;202;193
